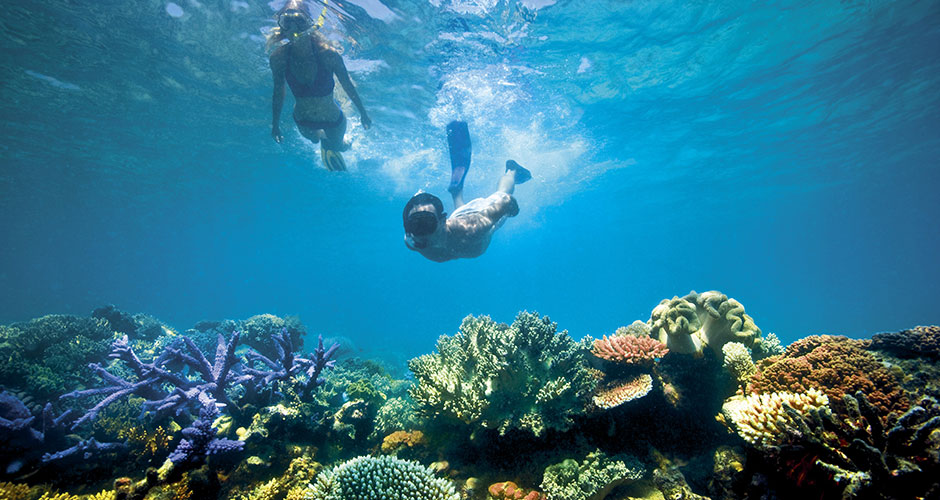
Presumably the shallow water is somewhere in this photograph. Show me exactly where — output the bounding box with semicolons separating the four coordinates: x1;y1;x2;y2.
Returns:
1;0;938;361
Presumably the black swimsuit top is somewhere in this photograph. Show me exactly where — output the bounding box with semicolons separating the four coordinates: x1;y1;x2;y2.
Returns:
285;41;335;98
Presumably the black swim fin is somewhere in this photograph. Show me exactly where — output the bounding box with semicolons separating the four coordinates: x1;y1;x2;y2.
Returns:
506;160;531;184
446;120;471;194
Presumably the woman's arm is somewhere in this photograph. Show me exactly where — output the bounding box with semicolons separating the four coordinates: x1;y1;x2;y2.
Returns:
329;51;372;129
269;49;287;142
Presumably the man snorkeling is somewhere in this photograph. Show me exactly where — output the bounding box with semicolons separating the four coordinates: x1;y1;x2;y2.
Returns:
267;0;371;171
403;121;531;262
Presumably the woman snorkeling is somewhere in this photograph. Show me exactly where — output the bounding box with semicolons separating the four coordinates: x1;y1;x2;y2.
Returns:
267;0;371;171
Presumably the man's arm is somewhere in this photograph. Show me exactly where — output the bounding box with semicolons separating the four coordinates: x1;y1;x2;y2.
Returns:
329;51;372;129
270;49;287;143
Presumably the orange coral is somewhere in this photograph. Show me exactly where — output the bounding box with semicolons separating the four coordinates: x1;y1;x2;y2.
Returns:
592;373;653;409
381;430;427;454
488;481;546;500
592;334;668;365
748;335;909;418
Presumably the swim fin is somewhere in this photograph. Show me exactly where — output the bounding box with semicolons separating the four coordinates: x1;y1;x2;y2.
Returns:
446;120;471;194
321;145;347;172
506;160;531;184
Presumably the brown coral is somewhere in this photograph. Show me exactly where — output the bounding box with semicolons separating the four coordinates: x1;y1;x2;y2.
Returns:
748;335;909;418
870;325;940;359
381;430;427;454
592;374;654;409
592;334;668;365
488;481;546;500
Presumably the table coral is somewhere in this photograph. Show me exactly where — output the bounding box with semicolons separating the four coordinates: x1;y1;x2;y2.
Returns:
591;334;668;366
592;374;653;410
307;455;460;500
408;312;596;436
748;335;910;418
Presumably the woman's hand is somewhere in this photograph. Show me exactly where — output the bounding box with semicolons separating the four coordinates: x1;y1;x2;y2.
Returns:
361;113;372;130
272;126;283;143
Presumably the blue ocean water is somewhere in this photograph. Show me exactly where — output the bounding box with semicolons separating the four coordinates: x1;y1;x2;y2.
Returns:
0;0;938;362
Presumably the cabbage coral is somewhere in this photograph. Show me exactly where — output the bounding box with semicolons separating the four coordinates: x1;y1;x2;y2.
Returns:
648;291;761;356
306;455;459;500
408;312;596;436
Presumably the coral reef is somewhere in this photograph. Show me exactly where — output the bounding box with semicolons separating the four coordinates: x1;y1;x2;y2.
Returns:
648;291;761;356
721;342;756;389
381;430;427;454
408;312;596;436
166;402;244;469
591;333;668;366
487;481;545;500
540;450;645;500
591;374;653;410
720;388;830;446
748;335;910;417
0;315;116;402
307;455;460;500
870;325;940;359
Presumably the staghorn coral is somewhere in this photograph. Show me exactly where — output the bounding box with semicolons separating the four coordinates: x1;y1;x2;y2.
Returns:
408;312;596;436
540;450;645;500
0;482;32;500
722;342;756;389
591;374;653;410
748;335;910;418
306;455;460;500
720;388;830;447
487;481;545;500
648;291;761;356
591;334;668;366
750;391;940;499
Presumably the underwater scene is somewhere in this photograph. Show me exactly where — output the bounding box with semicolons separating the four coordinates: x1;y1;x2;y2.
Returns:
1;0;939;499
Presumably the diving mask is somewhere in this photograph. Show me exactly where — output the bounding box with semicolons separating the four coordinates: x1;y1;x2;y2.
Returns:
278;9;311;33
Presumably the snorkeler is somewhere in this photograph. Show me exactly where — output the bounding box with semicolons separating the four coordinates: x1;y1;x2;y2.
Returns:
403;121;531;262
267;0;371;171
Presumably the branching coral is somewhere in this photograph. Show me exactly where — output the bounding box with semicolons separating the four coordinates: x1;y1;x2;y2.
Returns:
591;334;668;366
648;291;761;356
748;335;910;418
408;312;596;436
307;455;460;500
540;450;645;500
722;342;757;389
720;388;830;446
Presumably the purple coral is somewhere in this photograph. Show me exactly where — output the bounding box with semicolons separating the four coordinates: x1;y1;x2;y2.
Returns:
243;328;340;398
64;332;252;427
167;402;243;467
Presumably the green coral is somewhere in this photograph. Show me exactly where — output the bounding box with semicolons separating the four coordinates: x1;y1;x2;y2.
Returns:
370;397;422;440
0;315;116;401
408;312;596;436
540;450;645;500
648;291;761;356
306;455;459;500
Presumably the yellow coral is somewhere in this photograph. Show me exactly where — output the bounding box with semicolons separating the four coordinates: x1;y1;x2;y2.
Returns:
86;490;116;500
592;374;653;410
381;430;427;454
722;388;829;447
0;482;33;500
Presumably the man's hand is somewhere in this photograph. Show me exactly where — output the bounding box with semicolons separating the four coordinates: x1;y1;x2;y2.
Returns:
361;114;372;130
272;126;283;143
